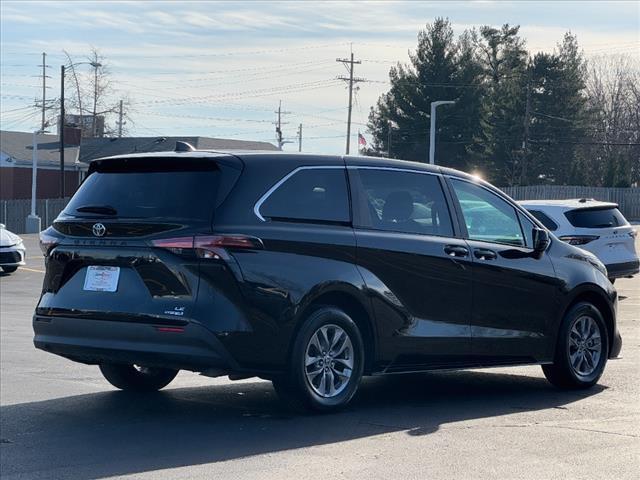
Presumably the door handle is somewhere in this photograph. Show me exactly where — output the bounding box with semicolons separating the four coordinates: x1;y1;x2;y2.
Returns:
474;248;497;260
444;245;469;258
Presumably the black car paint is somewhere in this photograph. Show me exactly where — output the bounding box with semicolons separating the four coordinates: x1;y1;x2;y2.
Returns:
33;152;622;378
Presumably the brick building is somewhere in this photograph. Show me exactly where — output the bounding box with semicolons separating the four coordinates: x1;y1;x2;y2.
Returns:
0;130;84;200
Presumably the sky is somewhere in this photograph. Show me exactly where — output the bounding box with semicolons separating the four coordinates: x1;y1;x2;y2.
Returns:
1;0;639;155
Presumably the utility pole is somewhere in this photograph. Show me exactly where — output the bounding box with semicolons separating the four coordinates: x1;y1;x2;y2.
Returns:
297;123;302;152
37;52;51;131
274;100;291;150
388;120;392;158
59;65;65;198
521;64;532;184
337;51;366;155
91;60;100;137
117;99;124;138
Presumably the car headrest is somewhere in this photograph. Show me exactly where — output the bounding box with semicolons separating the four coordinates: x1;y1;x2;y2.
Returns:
382;191;414;222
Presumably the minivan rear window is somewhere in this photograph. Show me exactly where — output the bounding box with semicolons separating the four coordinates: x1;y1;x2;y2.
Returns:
565;207;627;229
65;170;220;221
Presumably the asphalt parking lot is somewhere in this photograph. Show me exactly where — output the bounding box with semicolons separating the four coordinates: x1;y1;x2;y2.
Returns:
1;234;638;480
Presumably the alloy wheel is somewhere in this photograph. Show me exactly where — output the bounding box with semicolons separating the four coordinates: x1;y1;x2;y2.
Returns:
304;324;354;398
568;315;602;376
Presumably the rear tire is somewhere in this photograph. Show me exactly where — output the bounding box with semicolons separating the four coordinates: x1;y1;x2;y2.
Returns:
542;302;609;389
99;363;178;392
273;306;364;412
1;266;18;273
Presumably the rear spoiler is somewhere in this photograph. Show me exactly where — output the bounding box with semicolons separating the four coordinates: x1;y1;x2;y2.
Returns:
88;154;243;175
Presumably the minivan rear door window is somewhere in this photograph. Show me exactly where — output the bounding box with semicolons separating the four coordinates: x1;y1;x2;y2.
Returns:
350;168;453;237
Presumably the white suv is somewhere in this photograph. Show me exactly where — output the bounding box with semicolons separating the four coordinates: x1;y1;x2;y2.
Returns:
519;199;639;282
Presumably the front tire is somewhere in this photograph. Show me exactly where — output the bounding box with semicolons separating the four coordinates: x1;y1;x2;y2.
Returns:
99;363;178;391
1;266;18;273
273;307;364;412
542;302;609;389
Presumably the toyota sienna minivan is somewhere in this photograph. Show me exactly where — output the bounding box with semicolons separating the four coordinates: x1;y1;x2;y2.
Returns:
34;147;621;411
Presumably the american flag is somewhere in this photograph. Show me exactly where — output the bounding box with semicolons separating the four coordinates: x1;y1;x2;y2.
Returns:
358;132;367;147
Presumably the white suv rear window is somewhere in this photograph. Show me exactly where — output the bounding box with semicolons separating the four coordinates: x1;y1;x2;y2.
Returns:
565;207;627;229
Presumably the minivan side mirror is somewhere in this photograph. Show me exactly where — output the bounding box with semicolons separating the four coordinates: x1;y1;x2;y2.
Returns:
532;228;550;254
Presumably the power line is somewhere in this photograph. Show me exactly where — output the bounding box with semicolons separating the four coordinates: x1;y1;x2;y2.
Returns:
1;42;349;60
134;79;340;107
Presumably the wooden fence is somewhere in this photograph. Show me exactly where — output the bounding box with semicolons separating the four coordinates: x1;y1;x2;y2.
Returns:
499;186;640;221
1;186;638;233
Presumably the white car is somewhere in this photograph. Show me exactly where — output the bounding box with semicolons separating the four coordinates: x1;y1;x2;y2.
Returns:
0;224;26;274
519;199;639;282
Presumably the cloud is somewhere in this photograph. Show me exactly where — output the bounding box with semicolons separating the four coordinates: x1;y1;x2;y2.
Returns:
2;0;638;153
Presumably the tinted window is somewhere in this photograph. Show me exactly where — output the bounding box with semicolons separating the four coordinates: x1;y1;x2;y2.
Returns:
261;168;350;223
565;207;627;228
527;209;559;231
65;171;220;221
451;179;524;246
352;169;453;236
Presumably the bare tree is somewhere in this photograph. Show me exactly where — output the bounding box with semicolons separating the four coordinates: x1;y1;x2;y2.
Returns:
584;55;640;186
63;47;129;137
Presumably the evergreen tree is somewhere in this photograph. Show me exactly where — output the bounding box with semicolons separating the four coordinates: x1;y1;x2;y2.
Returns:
527;33;589;185
366;18;483;170
471;24;528;185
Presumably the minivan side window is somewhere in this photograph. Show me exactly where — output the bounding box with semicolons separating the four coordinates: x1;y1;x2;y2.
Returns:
260;168;350;223
451;179;525;247
351;168;453;237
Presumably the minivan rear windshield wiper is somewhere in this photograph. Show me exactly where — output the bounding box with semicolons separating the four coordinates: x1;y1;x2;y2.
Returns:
75;205;118;215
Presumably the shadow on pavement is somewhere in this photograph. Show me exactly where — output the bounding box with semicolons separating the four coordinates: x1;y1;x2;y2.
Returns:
0;370;605;479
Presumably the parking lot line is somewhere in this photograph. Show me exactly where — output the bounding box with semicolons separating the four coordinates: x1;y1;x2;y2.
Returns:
19;266;46;273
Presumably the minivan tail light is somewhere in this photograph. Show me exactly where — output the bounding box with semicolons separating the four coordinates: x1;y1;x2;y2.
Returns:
151;235;263;259
39;227;61;256
558;235;599;246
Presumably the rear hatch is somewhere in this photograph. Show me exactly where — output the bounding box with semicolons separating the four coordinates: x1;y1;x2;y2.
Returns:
37;154;243;325
563;205;637;264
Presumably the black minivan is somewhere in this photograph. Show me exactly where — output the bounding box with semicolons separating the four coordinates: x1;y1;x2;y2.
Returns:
34;148;621;411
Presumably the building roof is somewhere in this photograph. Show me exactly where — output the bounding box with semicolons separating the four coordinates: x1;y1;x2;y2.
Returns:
0;130;81;169
79;136;278;163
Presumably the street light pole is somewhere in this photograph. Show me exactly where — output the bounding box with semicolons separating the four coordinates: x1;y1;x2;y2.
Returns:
26;130;44;233
59;64;65;198
428;100;455;165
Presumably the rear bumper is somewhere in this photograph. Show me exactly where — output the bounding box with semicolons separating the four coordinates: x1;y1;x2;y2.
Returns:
33;315;240;373
606;260;640;279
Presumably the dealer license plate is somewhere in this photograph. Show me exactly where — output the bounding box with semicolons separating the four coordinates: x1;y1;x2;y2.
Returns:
83;266;120;292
